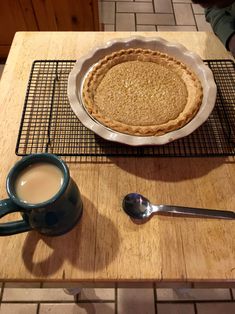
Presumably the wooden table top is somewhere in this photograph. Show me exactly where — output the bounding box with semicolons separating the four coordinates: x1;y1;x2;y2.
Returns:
0;32;234;283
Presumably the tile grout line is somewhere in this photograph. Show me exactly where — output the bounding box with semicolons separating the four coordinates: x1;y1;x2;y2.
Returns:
153;283;158;314
137;23;188;26
0;301;78;304
37;303;40;314
1;285;235;309
115;284;118;314
135;12;176;14
190;3;199;31
1;300;116;304
115;1;117;31
171;0;177;27
229;288;234;300
0;282;4;311
1;299;235;304
75;300;116;304
74;292;78;304
153;0;156;13
0;282;5;303
155;299;235;304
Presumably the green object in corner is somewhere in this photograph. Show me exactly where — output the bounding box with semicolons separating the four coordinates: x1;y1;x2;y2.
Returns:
205;3;235;48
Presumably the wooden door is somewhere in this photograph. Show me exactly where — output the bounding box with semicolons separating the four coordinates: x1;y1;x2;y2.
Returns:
32;0;100;31
0;0;38;57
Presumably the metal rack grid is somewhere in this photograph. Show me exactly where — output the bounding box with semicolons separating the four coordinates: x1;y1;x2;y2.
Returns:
16;60;235;158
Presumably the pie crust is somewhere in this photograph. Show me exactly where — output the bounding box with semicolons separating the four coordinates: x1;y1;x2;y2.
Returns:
82;48;203;136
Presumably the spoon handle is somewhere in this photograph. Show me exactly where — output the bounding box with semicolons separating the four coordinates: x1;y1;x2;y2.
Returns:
154;205;235;220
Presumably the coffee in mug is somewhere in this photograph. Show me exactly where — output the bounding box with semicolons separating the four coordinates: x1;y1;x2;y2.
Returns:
15;162;64;204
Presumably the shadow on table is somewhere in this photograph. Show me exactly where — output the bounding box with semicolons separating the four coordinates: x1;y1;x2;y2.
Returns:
22;195;120;277
111;157;226;182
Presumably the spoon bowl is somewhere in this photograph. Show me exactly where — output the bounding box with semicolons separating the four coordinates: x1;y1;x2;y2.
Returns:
122;193;153;219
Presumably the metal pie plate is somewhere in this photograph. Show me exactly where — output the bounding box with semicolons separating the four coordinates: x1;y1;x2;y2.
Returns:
67;36;217;146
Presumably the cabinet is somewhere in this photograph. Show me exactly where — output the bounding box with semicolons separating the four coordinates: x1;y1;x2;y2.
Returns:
0;0;100;58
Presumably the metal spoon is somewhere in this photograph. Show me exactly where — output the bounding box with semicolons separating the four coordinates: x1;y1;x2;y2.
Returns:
122;193;235;221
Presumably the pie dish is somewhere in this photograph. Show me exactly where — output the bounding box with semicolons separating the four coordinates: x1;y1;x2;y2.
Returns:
68;36;217;146
82;48;203;136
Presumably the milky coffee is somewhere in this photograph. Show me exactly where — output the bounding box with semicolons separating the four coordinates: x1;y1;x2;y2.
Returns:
14;162;64;204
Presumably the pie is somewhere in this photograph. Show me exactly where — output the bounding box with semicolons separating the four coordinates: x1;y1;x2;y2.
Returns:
82;48;203;136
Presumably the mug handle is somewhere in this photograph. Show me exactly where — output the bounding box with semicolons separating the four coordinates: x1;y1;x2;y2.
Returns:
0;199;32;236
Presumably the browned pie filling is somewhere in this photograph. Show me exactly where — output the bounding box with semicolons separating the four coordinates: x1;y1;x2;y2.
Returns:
82;48;203;136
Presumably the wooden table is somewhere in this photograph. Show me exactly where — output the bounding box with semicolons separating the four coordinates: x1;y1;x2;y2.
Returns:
0;32;234;285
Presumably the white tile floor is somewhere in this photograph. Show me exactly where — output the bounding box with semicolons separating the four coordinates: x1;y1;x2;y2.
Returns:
0;1;234;313
0;284;235;313
100;0;213;32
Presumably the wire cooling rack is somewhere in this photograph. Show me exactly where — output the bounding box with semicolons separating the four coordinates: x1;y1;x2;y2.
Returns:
15;60;235;157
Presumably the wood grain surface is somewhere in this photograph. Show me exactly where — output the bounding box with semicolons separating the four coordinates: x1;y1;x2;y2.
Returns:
0;32;234;283
32;0;99;31
0;1;100;57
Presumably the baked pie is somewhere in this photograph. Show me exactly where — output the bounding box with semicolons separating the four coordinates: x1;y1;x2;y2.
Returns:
82;48;203;136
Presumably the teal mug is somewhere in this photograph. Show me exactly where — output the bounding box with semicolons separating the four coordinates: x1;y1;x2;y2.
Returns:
0;154;83;236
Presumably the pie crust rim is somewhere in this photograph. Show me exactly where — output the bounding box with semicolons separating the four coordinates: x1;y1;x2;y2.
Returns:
82;48;203;136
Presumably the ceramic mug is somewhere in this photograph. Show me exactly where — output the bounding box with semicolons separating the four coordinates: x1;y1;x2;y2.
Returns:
0;153;83;236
